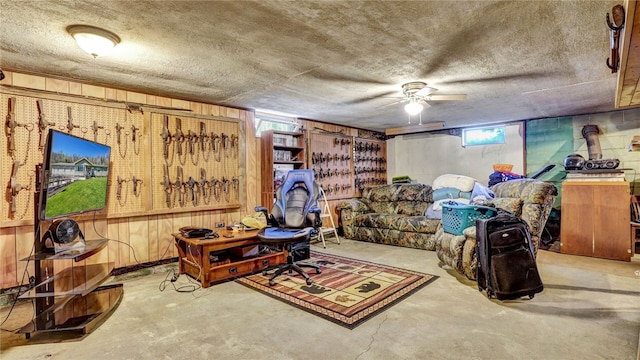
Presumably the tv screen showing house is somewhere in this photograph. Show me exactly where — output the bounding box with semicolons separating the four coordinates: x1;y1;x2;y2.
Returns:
42;130;111;219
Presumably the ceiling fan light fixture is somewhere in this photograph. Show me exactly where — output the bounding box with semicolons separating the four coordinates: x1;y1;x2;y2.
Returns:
67;25;120;57
404;99;424;115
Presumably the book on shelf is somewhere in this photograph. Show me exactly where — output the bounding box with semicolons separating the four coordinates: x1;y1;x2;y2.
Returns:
273;164;294;190
273;134;297;147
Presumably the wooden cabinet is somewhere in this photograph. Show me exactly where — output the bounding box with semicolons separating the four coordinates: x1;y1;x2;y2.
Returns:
260;130;306;206
560;181;631;261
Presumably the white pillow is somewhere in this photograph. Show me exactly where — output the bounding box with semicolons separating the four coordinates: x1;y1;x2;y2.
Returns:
432;174;476;192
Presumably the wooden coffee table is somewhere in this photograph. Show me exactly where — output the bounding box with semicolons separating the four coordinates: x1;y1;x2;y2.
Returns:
173;229;285;288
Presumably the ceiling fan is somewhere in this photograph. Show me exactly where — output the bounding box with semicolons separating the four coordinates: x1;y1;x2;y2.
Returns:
383;81;467;115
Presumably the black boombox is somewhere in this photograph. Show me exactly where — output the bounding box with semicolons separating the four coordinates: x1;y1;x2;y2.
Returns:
583;158;620;170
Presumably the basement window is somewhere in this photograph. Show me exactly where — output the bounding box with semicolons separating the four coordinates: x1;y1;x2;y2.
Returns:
462;126;505;146
255;111;300;136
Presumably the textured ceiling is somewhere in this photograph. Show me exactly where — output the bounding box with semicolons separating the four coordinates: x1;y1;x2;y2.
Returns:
0;0;627;131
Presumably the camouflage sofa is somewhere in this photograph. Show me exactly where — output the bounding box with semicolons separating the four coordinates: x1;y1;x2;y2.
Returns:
336;183;441;250
435;179;558;280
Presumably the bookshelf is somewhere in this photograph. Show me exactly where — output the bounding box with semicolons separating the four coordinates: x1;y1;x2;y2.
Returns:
260;130;306;206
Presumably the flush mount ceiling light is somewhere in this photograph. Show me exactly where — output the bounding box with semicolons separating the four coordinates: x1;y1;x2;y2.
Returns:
67;25;120;57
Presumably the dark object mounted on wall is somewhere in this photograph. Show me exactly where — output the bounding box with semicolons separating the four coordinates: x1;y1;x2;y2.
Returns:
606;4;625;73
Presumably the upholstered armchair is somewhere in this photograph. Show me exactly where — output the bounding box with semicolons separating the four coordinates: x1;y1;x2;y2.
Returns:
435;179;558;280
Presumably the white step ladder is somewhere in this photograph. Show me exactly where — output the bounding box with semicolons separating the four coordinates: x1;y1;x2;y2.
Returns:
313;187;340;248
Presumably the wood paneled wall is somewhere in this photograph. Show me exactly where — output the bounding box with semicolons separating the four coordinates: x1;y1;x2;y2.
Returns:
0;72;381;290
0;71;260;289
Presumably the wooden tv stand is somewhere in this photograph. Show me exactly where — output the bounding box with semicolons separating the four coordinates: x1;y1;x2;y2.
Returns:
173;229;285;288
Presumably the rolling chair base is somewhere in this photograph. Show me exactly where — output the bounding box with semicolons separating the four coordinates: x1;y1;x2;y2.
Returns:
263;253;321;286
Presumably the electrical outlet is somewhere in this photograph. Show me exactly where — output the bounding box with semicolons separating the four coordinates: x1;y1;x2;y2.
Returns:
215;222;225;228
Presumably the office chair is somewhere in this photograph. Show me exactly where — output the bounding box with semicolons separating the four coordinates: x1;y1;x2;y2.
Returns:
256;170;322;286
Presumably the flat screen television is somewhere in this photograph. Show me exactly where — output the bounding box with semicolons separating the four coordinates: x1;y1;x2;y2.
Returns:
39;129;111;220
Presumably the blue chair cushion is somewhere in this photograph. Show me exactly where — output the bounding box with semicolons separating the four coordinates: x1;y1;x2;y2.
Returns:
258;227;313;243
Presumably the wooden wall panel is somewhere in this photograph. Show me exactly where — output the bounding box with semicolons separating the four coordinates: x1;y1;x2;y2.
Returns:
147;214;160;261
0;70;379;290
107;219;120;268
129;216;150;264
0;227;17;288
117;218;131;267
84;218;109;265
308;131;354;200
15;226;34;286
156;213;175;259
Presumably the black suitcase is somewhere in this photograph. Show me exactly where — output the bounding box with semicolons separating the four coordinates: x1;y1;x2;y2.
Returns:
476;212;543;300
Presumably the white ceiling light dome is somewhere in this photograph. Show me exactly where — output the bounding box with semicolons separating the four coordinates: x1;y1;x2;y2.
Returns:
404;98;424;115
67;25;121;57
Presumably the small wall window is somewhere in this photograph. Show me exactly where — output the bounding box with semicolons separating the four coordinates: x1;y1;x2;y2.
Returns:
462;126;505;146
255;111;299;136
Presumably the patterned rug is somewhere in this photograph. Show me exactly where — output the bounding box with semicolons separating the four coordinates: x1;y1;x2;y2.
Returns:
236;251;437;329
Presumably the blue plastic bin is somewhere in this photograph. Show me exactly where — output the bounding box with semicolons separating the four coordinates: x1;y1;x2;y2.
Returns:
441;202;498;235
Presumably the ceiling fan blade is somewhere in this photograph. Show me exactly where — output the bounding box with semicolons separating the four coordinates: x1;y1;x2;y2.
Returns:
344;90;399;105
440;72;551;85
377;98;407;109
427;94;467;101
419;2;509;79
306;69;393;85
415;86;438;97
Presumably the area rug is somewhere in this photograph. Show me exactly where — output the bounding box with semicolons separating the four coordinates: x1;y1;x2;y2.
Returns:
236;251;437;329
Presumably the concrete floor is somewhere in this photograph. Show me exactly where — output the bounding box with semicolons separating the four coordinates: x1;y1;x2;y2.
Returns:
1;238;639;360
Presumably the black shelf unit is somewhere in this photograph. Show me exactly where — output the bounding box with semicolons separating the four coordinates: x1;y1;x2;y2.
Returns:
17;165;123;339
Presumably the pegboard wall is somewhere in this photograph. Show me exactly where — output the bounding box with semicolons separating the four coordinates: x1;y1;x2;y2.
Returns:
2;94;41;222
103;106;145;215
309;132;354;199
150;113;242;211
0;93;244;226
353;138;387;196
1;94;143;223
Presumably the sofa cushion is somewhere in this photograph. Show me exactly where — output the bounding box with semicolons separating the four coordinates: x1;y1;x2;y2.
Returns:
396;201;431;216
366;200;429;216
368;198;430;215
354;213;441;234
369;202;396;215
488;197;524;216
362;183;433;202
362;183;433;216
349;227;439;250
435;227;478;280
491;179;558;205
